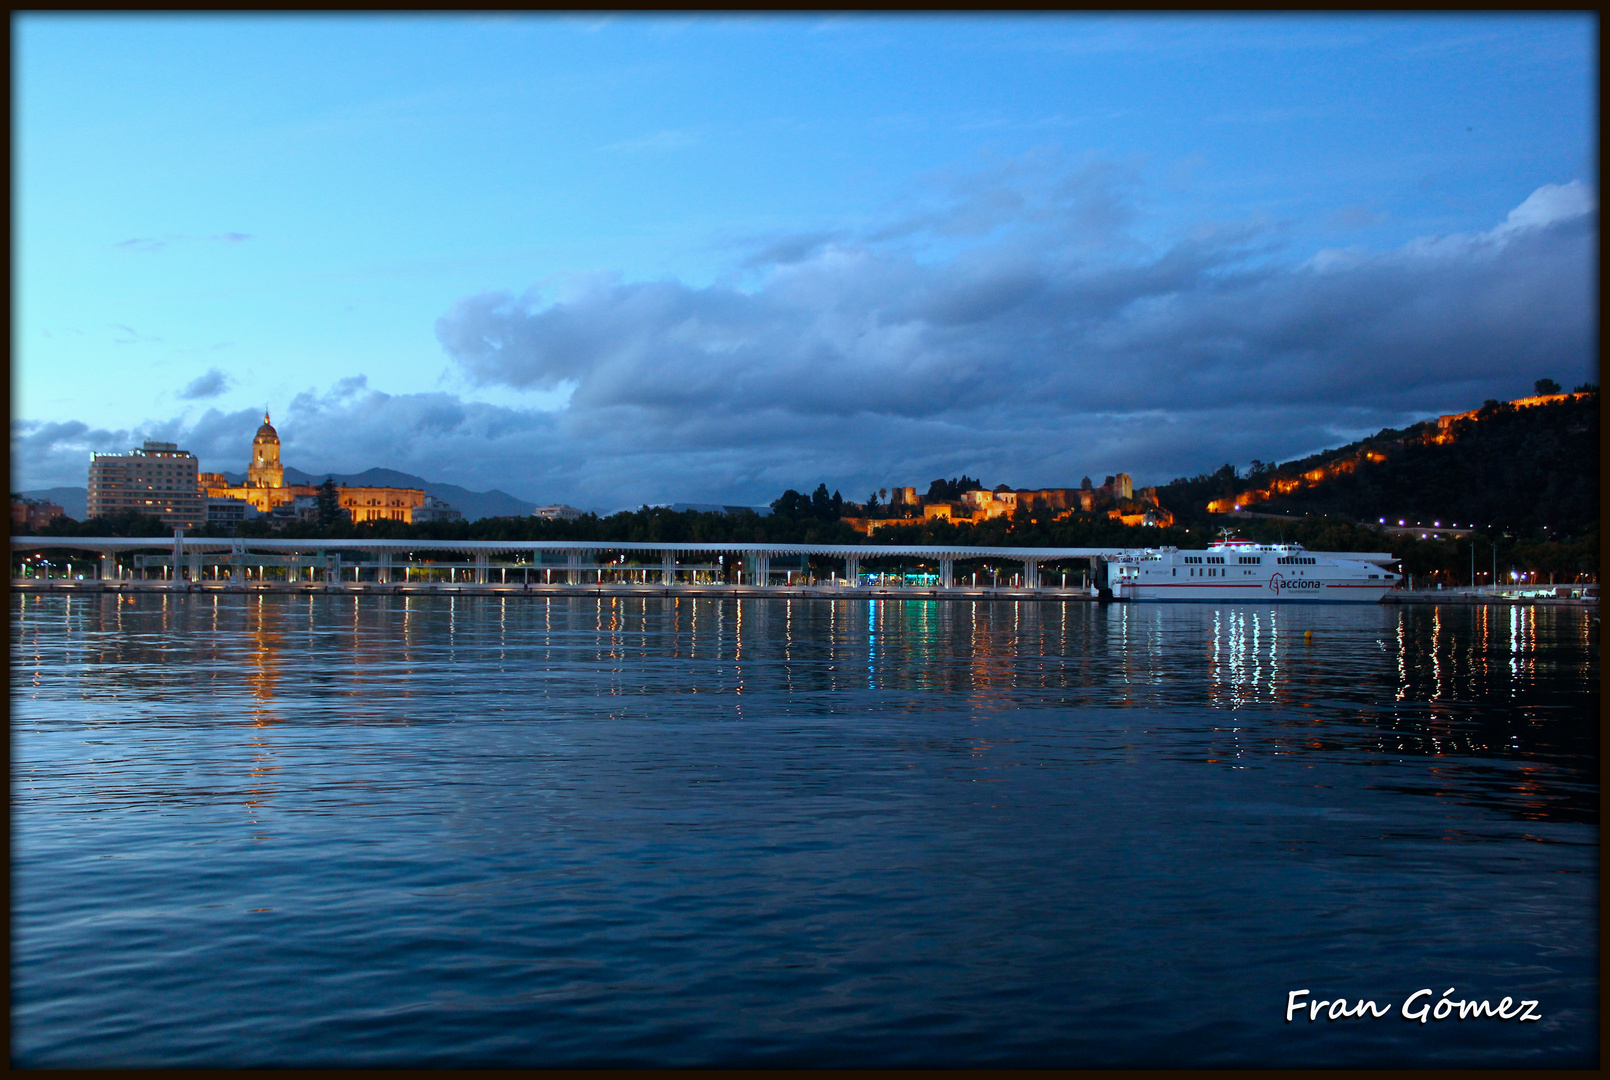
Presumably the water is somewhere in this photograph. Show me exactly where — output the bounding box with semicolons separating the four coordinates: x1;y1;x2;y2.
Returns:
11;592;1598;1067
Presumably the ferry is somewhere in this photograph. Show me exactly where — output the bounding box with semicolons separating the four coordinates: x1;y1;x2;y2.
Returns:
1102;535;1399;603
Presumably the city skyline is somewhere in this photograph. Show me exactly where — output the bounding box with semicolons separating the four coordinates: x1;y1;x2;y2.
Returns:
14;14;1598;507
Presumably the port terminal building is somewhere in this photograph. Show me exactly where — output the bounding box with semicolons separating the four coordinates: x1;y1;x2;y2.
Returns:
10;534;1393;596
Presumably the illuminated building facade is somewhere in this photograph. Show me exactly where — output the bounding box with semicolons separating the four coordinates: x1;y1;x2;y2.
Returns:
11;496;65;531
200;413;432;524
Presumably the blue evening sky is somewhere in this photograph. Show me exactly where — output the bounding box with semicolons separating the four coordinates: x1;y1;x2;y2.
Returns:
14;14;1598;508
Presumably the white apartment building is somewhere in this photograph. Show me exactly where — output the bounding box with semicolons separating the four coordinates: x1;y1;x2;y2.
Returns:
87;440;204;528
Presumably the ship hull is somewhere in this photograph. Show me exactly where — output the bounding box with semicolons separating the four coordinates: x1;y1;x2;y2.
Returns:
1116;582;1393;603
1104;539;1398;603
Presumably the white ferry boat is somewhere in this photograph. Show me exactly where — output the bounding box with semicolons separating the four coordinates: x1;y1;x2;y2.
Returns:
1103;536;1399;603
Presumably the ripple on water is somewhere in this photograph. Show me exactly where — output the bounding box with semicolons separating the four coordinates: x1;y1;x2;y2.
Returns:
10;593;1598;1067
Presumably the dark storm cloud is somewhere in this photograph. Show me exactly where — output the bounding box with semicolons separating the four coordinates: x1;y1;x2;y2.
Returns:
438;179;1595;420
15;174;1596;510
422;175;1595;505
11;418;135;492
179;368;232;400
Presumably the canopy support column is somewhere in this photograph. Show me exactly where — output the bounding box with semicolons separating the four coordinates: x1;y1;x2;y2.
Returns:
939;558;954;589
170;529;185;589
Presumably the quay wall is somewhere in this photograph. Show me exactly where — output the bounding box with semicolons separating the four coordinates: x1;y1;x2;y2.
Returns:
10;580;1597;606
8;579;1102;602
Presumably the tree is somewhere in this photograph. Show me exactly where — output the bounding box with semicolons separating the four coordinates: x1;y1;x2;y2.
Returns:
1534;378;1562;395
316;476;343;527
810;483;832;519
1080;476;1093;490
865;491;881;516
62;510;169;537
924;475;984;502
770;489;808;518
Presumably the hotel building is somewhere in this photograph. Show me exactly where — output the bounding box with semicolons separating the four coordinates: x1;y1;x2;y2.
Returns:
87;440;205;529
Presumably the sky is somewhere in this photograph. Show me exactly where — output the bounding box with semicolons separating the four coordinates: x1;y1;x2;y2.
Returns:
13;14;1598;509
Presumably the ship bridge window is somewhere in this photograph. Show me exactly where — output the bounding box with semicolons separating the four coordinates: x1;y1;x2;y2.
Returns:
1239;556;1261;564
1207;556;1224;564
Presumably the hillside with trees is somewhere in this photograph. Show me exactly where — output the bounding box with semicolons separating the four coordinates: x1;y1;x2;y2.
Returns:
1158;388;1598;540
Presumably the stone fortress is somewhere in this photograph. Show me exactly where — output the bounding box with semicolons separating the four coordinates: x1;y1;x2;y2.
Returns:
846;474;1172;533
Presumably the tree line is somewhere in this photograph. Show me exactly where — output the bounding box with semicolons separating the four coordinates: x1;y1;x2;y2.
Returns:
13;501;1596;582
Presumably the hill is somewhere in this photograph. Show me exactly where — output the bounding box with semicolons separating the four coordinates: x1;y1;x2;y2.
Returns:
1158;392;1598;539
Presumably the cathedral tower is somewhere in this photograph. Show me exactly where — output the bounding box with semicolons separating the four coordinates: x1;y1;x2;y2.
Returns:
247;411;285;488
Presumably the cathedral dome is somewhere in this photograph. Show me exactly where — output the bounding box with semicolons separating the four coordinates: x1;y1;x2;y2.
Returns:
254;412;279;441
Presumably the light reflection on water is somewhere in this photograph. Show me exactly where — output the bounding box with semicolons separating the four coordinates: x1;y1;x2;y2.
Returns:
10;592;1599;1067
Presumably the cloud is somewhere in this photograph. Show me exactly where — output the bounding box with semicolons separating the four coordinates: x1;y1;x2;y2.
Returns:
739;230;847;269
442;180;1593;413
424;169;1595;503
1494;180;1595;234
1326;205;1389;230
114;237;167;254
16;168;1597;510
110;324;163;345
111;232;253;252
178;368;231;400
12;418;136;488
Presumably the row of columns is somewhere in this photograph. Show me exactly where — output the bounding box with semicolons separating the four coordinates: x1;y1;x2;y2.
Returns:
87;541;1086;590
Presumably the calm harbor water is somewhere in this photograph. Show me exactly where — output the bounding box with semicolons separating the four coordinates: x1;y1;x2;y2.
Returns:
11;591;1598;1067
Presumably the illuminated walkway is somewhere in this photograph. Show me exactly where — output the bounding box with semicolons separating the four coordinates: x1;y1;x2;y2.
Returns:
11;534;1133;590
12;534;1399;597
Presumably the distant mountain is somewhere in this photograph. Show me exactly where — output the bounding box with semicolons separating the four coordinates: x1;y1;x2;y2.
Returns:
244;468;537;521
16;487;87;521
